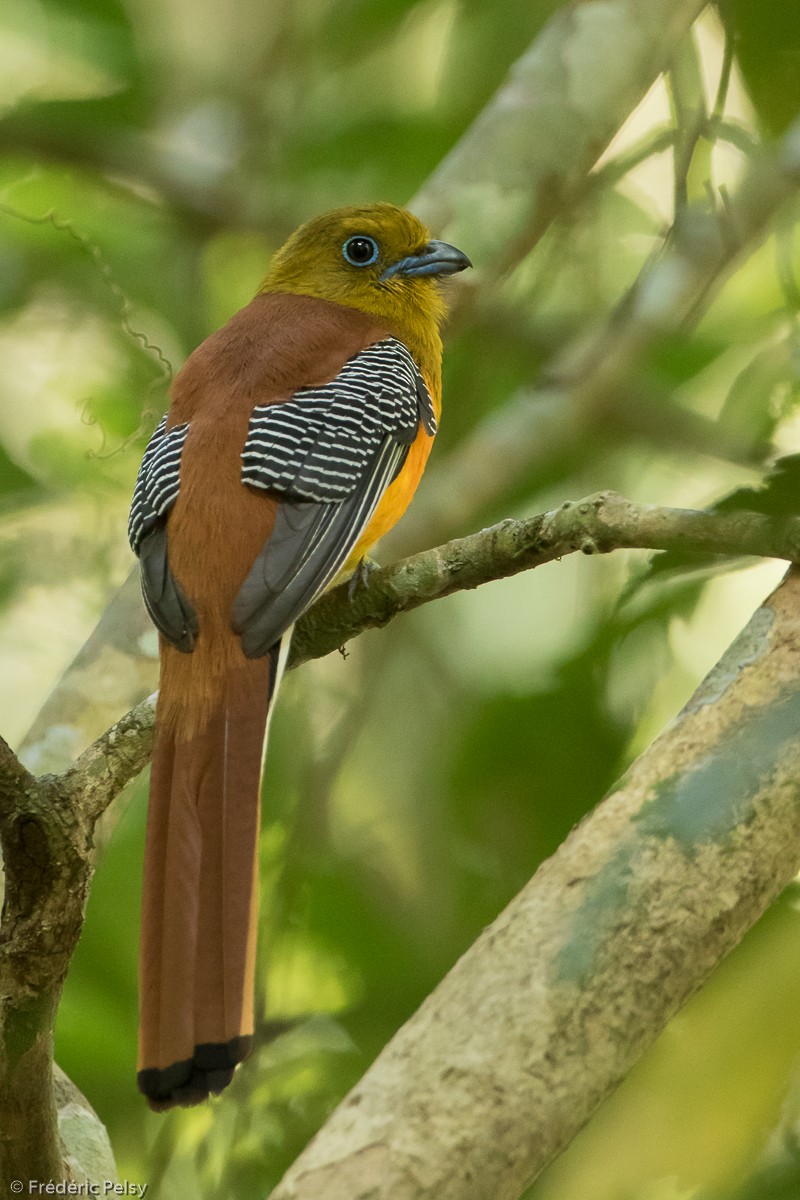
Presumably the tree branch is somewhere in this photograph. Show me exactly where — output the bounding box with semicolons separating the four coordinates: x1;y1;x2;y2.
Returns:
39;491;800;816
268;566;800;1200
291;491;800;667
0;778;95;1184
60;695;157;827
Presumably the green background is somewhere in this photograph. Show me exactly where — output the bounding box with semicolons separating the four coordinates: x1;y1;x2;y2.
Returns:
1;0;800;1196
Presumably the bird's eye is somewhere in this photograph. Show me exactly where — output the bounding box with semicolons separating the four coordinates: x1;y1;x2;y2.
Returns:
343;236;379;267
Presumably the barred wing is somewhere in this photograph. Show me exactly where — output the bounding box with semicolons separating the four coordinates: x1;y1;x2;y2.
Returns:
241;337;435;500
128;417;197;652
128;417;188;553
233;338;434;657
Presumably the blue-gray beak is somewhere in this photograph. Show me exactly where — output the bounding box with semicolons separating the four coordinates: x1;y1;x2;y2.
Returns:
381;240;472;281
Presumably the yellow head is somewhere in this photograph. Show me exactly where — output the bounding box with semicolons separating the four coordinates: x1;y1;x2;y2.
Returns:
261;203;471;375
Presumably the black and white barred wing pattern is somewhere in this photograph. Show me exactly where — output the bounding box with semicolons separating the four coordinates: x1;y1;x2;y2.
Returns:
241;337;435;501
128;417;189;554
128;416;197;652
233;338;434;657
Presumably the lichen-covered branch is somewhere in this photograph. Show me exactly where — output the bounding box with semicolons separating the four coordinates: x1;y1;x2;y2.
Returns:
60;694;156;827
268;567;800;1200
291;490;800;666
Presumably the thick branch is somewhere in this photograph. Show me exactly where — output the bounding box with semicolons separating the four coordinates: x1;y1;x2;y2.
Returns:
269;567;800;1200
0;777;95;1184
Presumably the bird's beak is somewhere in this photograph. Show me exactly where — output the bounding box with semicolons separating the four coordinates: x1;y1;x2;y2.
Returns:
380;240;472;281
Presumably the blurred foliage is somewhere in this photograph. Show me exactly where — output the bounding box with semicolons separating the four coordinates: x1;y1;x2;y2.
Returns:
0;0;800;1198
720;0;800;136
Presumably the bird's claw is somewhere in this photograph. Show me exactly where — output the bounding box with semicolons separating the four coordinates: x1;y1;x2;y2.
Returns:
347;556;379;601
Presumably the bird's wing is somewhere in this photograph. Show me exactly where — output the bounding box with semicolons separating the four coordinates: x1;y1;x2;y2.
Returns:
127;337;434;658
128;417;198;651
128;416;187;552
232;336;434;656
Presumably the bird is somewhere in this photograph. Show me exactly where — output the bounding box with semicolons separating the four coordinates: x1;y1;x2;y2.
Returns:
127;203;471;1110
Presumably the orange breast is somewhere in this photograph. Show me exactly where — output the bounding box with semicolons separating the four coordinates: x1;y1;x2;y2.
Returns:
346;370;441;569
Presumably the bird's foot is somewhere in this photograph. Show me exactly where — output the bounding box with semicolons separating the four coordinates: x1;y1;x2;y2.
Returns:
347;555;380;601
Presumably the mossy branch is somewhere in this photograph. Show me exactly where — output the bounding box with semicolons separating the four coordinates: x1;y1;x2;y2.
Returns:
290;490;800;666
270;567;800;1199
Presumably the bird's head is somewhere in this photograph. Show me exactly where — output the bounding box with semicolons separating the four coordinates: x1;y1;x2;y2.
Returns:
261;204;471;340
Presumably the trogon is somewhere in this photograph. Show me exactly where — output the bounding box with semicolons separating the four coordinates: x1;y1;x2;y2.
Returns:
128;203;471;1109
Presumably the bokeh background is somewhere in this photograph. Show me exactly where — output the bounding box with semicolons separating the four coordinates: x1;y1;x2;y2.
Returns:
1;0;800;1196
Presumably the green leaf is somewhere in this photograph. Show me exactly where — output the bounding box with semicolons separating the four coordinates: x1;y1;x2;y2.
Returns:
0;438;40;500
720;0;800;136
719;338;800;448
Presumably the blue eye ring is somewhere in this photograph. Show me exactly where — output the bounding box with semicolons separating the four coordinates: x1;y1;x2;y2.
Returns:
343;236;380;267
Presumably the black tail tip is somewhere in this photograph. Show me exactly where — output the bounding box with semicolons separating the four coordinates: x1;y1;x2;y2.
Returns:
138;1035;252;1111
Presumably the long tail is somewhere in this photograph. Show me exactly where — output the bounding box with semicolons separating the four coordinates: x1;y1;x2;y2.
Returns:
137;639;287;1111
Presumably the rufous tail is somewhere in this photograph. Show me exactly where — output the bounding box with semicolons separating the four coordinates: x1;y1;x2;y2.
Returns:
137;643;282;1111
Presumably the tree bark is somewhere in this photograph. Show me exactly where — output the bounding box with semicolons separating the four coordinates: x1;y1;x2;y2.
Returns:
268;567;800;1200
0;754;93;1185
